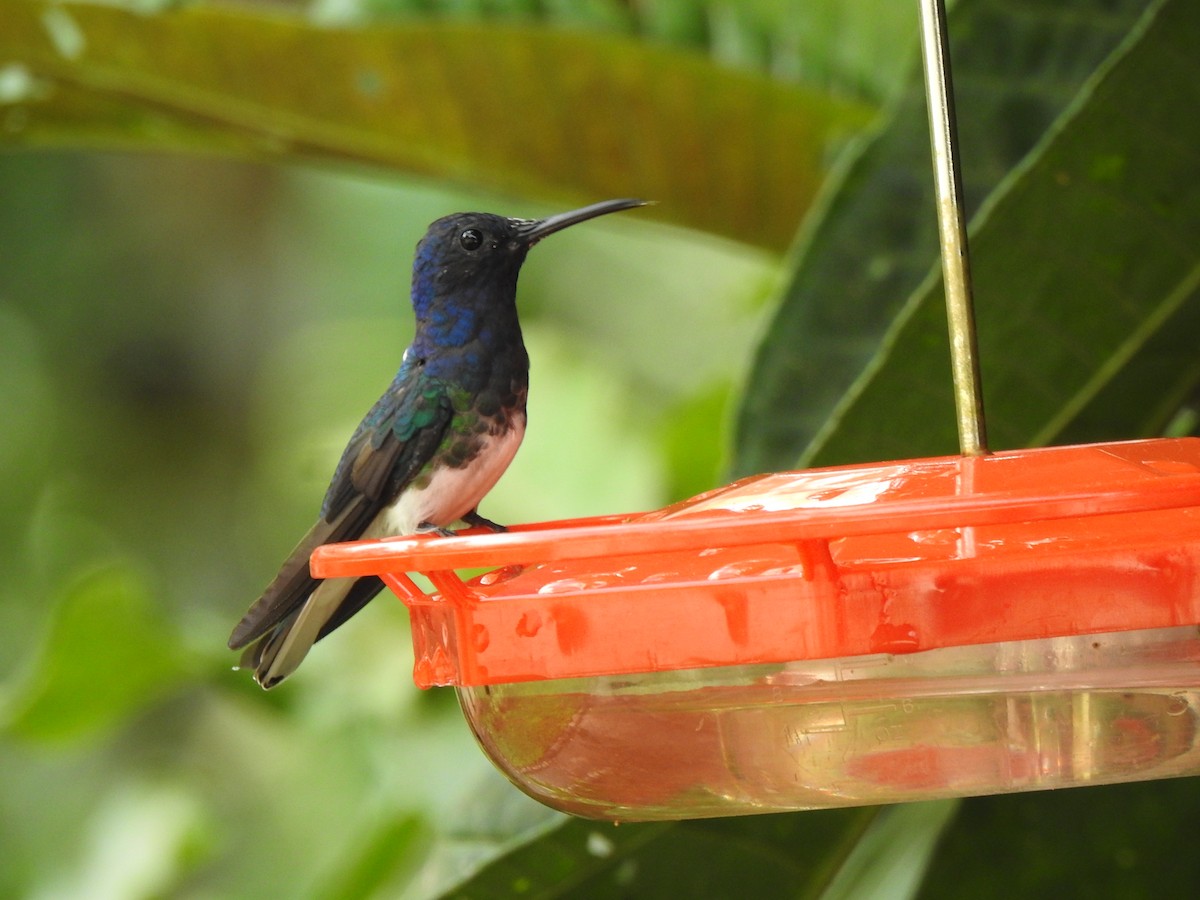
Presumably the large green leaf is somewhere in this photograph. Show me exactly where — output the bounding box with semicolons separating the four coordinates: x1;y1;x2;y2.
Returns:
1053;279;1200;445
396;765;961;900
425;796;957;898
919;779;1200;898
0;0;871;249
733;0;1157;474
800;0;1200;466
322;0;917;104
429;804;876;899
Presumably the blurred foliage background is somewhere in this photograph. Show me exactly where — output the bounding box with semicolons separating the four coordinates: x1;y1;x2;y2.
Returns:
2;0;1199;896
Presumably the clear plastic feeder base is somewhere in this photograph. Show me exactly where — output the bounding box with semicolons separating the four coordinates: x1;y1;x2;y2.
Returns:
460;625;1200;820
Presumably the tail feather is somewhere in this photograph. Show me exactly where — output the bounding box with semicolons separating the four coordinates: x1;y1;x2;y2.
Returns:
229;492;375;651
231;499;389;688
317;576;386;641
237;576;359;689
228;524;330;651
234;577;390;689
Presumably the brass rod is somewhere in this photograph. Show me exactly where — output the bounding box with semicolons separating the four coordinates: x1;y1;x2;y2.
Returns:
918;0;988;456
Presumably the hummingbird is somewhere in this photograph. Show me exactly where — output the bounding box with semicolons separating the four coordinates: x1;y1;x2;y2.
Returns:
229;198;647;688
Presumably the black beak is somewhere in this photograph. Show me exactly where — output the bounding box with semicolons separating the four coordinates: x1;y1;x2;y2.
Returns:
513;198;648;245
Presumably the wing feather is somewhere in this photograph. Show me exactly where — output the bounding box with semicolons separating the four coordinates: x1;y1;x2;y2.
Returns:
228;370;454;651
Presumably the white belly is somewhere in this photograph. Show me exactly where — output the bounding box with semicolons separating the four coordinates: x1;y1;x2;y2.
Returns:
374;420;525;536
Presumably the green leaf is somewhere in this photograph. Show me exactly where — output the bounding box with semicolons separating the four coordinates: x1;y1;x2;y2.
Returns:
0;0;872;250
412;772;954;900
823;801;958;900
1053;281;1200;444
733;0;1157;473
800;0;1200;466
918;780;1200;898
432;805;881;899
321;0;917;104
3;564;190;742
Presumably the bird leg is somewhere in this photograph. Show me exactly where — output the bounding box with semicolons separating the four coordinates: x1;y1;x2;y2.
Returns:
416;521;457;538
463;509;507;533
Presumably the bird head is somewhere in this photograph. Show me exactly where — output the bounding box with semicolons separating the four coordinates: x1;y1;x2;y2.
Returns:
410;199;647;318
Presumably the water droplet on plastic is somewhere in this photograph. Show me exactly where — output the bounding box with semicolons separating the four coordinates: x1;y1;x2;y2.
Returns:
538;577;612;593
477;564;522;586
640;571;679;584
707;560;774;580
413;657;434;689
760;564;807;578
908;529;958;546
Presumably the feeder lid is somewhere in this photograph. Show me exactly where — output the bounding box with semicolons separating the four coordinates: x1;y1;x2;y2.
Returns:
311;438;1200;688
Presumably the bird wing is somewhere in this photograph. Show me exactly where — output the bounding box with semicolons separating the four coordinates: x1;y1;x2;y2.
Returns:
323;374;457;520
228;370;455;650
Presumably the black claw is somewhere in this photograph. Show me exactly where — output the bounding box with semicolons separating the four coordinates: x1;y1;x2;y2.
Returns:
417;521;457;538
463;510;507;533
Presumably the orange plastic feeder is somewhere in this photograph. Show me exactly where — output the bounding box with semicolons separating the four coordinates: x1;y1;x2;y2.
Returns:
312;438;1200;819
308;0;1197;822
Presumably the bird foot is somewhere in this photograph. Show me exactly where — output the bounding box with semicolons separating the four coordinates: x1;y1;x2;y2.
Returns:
417;512;507;538
462;510;508;533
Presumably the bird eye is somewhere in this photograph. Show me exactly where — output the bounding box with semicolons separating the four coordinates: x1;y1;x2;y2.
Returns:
459;229;483;251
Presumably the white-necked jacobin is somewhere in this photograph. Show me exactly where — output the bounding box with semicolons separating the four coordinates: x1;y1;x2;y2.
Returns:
229;198;647;688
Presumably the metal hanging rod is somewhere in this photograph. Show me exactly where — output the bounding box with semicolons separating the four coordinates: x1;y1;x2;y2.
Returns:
918;0;989;457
